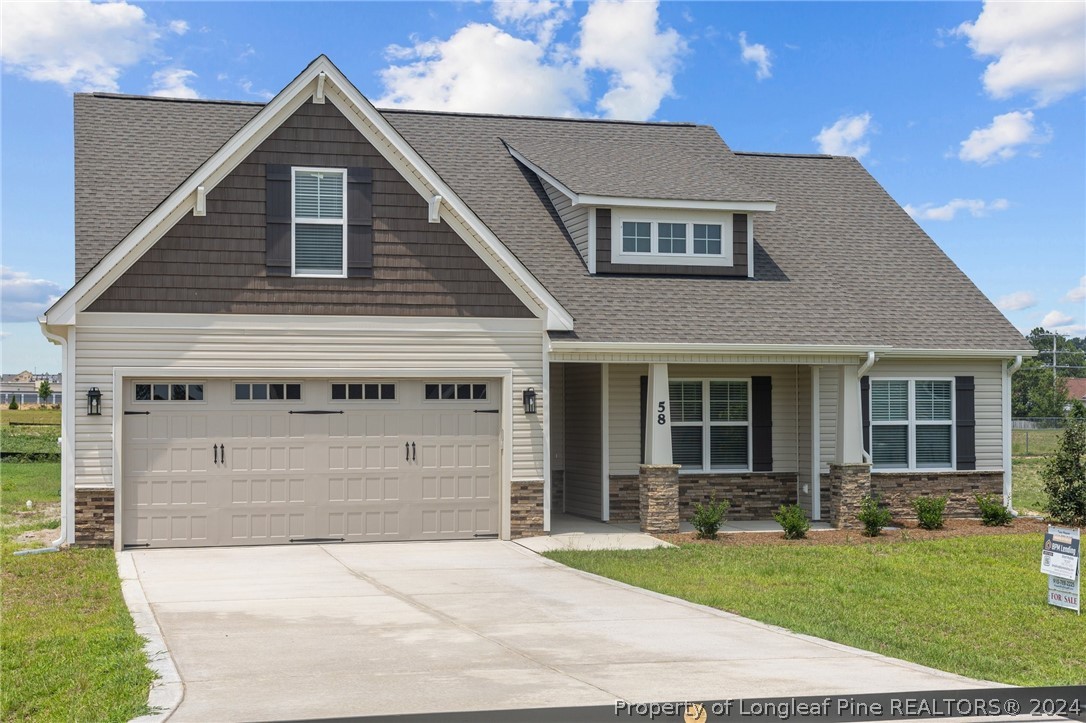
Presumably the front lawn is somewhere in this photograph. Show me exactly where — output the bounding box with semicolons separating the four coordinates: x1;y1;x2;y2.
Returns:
1013;455;1049;515
547;534;1084;686
0;459;153;722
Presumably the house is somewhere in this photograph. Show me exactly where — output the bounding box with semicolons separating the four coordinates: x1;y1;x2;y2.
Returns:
0;371;63;406
40;56;1033;549
1066;378;1086;405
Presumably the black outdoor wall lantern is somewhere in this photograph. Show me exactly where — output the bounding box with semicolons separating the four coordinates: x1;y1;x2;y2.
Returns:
87;387;102;416
522;387;537;414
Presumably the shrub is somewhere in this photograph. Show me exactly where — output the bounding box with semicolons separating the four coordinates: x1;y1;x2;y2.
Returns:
975;493;1013;526
690;495;730;539
7;398;18;410
774;504;810;539
912;495;948;530
857;494;893;537
1041;413;1086;525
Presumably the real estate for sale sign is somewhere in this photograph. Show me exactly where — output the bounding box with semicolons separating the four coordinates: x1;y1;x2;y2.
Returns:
1042;526;1080;613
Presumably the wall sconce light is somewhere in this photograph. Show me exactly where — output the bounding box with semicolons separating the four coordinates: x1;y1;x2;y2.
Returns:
522;387;537;414
87;387;102;416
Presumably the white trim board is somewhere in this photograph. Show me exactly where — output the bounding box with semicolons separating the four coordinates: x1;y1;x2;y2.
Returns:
46;55;573;332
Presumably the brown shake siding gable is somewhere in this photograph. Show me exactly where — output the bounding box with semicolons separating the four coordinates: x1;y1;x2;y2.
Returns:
88;100;533;318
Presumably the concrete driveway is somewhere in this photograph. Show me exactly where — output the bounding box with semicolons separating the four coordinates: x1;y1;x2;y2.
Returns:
125;541;989;722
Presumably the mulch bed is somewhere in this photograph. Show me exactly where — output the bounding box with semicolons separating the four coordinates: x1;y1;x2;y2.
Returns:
658;516;1052;547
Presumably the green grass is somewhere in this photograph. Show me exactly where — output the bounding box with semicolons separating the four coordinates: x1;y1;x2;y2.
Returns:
1012;428;1062;457
547;535;1084;687
1013;456;1049;515
0;460;154;722
0;408;61;426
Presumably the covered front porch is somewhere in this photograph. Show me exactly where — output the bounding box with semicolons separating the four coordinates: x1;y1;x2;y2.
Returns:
543;351;1007;531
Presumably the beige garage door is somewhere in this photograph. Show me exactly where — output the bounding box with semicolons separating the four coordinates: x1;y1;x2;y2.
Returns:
121;379;500;548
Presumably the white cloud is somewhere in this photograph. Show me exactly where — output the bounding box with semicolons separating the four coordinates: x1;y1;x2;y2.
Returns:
955;1;1086;106
149;68;200;99
996;291;1037;312
493;0;572;46
813;112;873;158
738;31;772;80
1066;276;1086;303
1041;310;1074;328
239;79;274;101
376;24;585;116
0;0;166;92
577;0;686;120
168;20;189;36
958;110;1050;164
0;267;62;322
377;0;685;121
904;197;1009;221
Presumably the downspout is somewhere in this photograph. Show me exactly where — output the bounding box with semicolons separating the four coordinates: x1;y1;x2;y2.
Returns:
1004;355;1023;512
38;320;71;548
857;351;876;464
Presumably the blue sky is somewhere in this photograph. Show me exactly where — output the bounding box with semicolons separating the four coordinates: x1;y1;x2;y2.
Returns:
2;0;1084;372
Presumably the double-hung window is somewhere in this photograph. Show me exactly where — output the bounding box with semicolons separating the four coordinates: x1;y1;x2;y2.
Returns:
669;380;750;471
870;379;953;470
293;168;346;277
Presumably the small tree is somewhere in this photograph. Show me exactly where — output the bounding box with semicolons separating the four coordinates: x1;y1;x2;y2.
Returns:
37;379;52;404
1042;402;1086;525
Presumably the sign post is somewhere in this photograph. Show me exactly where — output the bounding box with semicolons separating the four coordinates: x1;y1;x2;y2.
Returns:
1041;526;1080;613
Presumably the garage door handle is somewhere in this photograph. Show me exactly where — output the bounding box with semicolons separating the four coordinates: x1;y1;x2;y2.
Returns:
405;442;410;461
289;410;344;415
219;444;226;466
213;444;218;465
124;411;150;415
411;442;416;461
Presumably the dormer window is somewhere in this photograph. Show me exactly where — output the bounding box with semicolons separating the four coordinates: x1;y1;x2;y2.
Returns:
612;210;734;267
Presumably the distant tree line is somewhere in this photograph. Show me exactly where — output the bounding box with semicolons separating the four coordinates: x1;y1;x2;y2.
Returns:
1012;328;1086;418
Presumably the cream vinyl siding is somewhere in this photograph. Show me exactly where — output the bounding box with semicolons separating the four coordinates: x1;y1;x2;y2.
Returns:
541;180;590;264
563;363;601;518
796;369;812;515
72;315;546;487
818;359;1004;471
608;364;802;475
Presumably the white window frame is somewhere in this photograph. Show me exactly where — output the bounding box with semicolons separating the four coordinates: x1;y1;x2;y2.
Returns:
291;166;347;278
670;378;751;473
612;208;734;267
423;381;489;403
133;381;206;404
869;377;956;472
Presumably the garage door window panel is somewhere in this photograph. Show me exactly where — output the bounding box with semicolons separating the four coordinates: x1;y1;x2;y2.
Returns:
135;382;205;403
234;382;302;402
424;383;487;401
331;383;397;402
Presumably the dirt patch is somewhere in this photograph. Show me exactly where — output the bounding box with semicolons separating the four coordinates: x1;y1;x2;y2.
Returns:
658;516;1051;547
13;528;61;546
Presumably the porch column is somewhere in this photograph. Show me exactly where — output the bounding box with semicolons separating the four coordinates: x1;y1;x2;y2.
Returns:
640;363;679;533
644;363;672;464
831;364;870;528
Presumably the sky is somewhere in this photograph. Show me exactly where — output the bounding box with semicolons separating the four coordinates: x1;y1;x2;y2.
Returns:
1;0;1084;373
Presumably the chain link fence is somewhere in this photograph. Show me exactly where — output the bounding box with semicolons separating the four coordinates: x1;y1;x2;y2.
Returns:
1012;418;1067;456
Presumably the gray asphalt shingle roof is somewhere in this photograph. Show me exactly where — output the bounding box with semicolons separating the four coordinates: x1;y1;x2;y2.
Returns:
72;93;1029;352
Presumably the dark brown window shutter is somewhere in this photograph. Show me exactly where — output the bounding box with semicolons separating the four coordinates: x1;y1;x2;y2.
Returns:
751;376;773;471
347;167;374;278
955;376;976;470
860;376;871;455
265;164;291;276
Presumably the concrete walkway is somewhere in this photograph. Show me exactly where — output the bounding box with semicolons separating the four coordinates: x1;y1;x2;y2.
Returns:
126;541;991;722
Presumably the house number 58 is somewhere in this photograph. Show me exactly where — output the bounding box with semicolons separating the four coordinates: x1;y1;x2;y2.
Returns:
657;401;667;425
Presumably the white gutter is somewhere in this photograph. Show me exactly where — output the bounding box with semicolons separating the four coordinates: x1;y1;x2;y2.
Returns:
857;352;877;464
1004;355;1024;512
548;340;1038;359
38;320;72;547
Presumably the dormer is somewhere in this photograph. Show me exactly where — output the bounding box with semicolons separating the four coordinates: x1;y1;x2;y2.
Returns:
505;130;775;278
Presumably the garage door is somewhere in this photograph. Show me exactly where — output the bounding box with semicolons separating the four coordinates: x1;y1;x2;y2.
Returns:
121;379;500;548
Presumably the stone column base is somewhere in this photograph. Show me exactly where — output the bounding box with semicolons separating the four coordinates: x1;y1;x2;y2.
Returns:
510;480;544;539
827;463;871;529
639;464;680;534
75;488;115;547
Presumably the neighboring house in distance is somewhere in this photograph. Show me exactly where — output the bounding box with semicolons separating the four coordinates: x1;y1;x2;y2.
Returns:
0;371;63;406
41;56;1034;549
1066;378;1086;405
